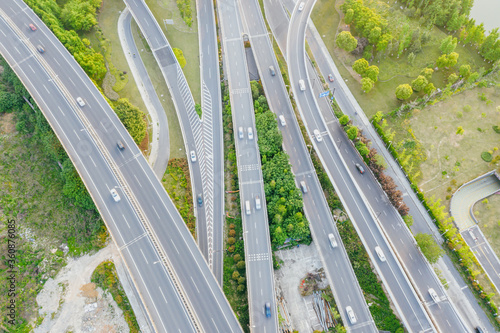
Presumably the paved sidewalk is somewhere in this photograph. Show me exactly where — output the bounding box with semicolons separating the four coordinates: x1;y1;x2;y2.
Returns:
118;8;170;178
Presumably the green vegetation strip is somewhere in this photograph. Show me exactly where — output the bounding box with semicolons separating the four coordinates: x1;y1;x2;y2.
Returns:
221;82;249;332
91;261;140;332
250;81;311;248
161;158;196;236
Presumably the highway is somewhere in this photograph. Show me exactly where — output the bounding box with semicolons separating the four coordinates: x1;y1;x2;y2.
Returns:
237;0;377;332
281;0;471;331
0;0;242;331
217;0;278;331
197;0;225;284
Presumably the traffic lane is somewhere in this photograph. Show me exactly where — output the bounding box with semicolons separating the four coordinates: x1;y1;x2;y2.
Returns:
120;160;242;331
463;228;500;289
122;237;196;332
123;0;166;50
302;182;373;326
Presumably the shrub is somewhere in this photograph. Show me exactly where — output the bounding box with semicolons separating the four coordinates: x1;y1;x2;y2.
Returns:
481;152;493;162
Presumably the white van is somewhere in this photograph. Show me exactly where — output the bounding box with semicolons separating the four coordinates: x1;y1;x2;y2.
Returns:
313;129;322;142
245;200;251;215
279;115;286;127
299;79;306;91
346;306;357;324
255;196;262;210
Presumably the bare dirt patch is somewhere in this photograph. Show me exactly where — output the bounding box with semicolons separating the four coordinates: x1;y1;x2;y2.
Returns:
0;112;16;134
34;243;130;333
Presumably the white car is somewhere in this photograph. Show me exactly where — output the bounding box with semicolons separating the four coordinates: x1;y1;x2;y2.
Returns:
328;233;338;248
190;150;196;162
247;127;254;140
76;97;85;107
313;129;322;142
428;288;440;303
375;246;386;262
346;306;357;324
238;126;244;139
298;2;305;11
279;115;286;127
110;188;121;202
299;79;306;91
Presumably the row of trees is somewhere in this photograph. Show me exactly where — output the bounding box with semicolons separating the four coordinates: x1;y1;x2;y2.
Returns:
338;112;410;216
25;0;106;81
251;81;311;247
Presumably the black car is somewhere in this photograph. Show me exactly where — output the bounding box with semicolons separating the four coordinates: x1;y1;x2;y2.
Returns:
117;140;125;150
355;163;365;174
197;194;203;207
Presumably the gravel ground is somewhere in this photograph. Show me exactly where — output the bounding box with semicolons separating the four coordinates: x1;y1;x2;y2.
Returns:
275;243;327;333
34;243;130;333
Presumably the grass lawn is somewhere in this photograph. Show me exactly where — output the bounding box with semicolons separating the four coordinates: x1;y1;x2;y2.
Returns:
311;0;491;118
477;194;500;255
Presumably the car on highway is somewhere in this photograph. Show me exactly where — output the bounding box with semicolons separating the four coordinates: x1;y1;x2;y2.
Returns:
346;306;357;324
299;79;306;91
110;188;121;202
197;194;203;207
238;126;244;139
247;127;254;140
190;150;197;162
245;200;251;215
279;115;286;127
264;302;271;318
328;233;338;248
328;74;334;82
313;129;322;142
29;23;37;31
36;45;45;53
298;2;305;11
117;140;125;150
475;326;484;333
375;246;386;262
269;66;275;76
428;288;440;303
300;180;307;193
355;163;365;174
76;97;85;107
255;196;261;210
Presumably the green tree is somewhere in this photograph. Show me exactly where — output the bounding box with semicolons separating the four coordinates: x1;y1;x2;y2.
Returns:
403;215;413;228
479;28;500;61
173;48;187;68
420;67;434;80
459;64;471;78
250;81;260;100
361;77;374;93
232;270;240;280
61;0;100;32
436;54;448;69
368;27;382;45
113;98;147;145
336;31;358;52
339;114;350;126
411;75;428;92
373;111;384;123
346;126;359;140
236;261;246;270
352;58;369;75
448;73;459;84
456;126;464;135
395;84;413;100
364;65;379;82
423;83;436;95
468;72;480;83
377;33;392;52
446;52;459;67
345;9;354;24
407;52;416;65
415;233;444;264
440;36;457;54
